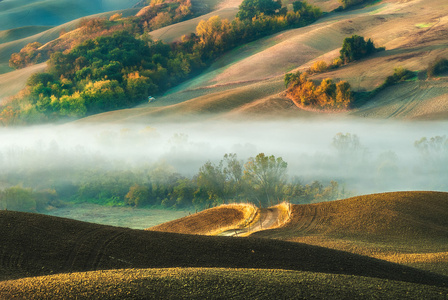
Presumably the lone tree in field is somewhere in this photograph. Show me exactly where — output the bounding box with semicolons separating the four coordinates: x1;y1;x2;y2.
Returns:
339;35;383;63
236;0;282;20
243;153;288;207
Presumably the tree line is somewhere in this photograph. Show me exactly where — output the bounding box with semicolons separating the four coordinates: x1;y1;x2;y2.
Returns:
0;153;347;212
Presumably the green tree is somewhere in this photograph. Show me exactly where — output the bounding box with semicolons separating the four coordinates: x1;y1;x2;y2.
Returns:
339;35;379;63
243;153;288;207
0;186;36;212
196;160;226;204
338;0;367;9
237;0;282;20
125;184;150;207
427;57;448;77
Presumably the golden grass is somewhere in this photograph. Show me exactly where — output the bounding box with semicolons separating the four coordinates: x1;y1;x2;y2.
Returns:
2;268;448;299
0;62;47;103
148;203;257;235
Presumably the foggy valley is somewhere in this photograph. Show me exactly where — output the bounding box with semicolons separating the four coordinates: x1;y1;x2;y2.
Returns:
1;118;447;195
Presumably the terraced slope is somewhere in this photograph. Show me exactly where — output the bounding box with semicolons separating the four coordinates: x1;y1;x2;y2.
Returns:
1;210;447;288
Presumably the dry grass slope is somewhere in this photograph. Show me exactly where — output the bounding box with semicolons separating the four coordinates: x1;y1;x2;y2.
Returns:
149;203;256;235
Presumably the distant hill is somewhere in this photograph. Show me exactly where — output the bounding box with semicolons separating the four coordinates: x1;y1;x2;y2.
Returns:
0;0;141;30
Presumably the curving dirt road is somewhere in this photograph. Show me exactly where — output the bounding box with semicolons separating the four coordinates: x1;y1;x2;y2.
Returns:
219;207;280;237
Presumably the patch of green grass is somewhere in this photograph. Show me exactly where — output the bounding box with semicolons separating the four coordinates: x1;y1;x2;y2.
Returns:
416;23;434;29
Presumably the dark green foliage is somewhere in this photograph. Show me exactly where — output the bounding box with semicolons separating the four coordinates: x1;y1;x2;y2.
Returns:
339;35;384;63
237;0;282;20
338;0;370;9
427;57;448;77
383;67;415;86
0;186;36;212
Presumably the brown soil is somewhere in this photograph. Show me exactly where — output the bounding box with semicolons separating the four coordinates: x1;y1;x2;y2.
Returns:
1;209;448;288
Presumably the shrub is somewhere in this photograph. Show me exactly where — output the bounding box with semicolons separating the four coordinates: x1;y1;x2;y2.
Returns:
310;60;328;74
427;57;448;77
384;67;414;86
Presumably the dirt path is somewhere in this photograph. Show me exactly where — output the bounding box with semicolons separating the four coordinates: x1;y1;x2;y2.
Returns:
219;207;280;237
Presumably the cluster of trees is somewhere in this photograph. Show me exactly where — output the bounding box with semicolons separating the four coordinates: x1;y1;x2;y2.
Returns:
0;153;347;212
285;71;353;109
0;186;60;212
339;35;384;63
283;35;385;110
3;31;205;123
2;0;322;125
9;0;194;70
193;0;321;60
136;0;193;31
9;42;44;69
78;153;344;209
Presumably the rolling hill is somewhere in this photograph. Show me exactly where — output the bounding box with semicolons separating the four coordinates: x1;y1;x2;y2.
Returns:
72;0;448;123
2;268;448;299
1;207;448;295
2;0;448;121
152;191;448;276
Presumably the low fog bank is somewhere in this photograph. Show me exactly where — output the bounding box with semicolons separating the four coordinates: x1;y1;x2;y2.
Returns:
1;118;448;196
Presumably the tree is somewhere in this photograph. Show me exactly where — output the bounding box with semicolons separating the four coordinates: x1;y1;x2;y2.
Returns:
338;0;368;9
236;0;282;20
0;186;36;212
196;160;226;204
427;57;448;77
125;184;150;207
339;35;379;63
243;153;288;207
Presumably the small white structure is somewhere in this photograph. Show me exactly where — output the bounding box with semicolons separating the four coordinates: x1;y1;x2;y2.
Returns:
148;96;156;103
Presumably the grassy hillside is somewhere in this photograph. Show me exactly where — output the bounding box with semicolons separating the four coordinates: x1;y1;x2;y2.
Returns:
0;26;52;44
1;209;447;288
75;0;448;123
0;0;141;30
0;62;46;104
2;268;448;299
